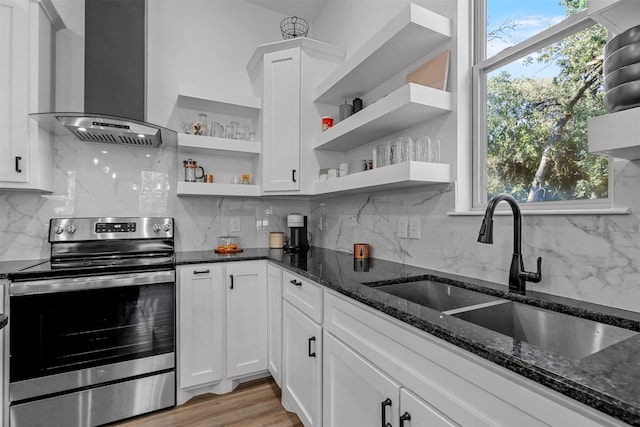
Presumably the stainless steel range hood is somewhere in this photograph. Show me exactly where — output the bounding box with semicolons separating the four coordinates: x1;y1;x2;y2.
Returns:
30;112;173;148
30;0;175;148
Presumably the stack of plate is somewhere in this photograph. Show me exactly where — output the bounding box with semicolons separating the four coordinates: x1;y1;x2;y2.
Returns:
603;24;640;113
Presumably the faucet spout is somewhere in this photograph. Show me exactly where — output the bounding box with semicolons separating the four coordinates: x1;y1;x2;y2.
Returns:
477;193;542;294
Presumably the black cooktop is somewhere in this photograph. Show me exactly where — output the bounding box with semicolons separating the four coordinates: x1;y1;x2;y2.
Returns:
8;259;175;282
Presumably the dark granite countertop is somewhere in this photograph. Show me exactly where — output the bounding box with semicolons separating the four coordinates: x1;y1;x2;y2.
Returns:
177;247;640;426
3;249;638;424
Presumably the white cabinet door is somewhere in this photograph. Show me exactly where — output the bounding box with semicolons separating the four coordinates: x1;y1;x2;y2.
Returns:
323;331;401;427
225;261;268;378
0;0;29;183
178;264;225;389
282;300;322;427
399;388;459;427
267;263;283;386
262;47;301;192
0;0;55;191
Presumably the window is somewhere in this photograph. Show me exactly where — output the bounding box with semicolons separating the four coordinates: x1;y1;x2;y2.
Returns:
473;0;610;209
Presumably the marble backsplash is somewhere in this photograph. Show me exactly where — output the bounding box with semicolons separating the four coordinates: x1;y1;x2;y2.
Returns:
0;136;309;261
309;159;640;313
2;137;639;313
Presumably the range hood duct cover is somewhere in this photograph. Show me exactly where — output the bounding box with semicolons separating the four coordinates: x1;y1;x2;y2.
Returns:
30;0;176;147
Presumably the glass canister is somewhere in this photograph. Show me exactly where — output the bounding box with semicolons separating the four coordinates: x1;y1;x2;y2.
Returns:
192;113;208;136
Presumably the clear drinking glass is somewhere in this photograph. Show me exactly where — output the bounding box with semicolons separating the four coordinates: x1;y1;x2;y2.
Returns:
397;137;413;163
415;136;430;162
428;139;441;163
376;142;391;167
212;122;224;138
231;121;240;139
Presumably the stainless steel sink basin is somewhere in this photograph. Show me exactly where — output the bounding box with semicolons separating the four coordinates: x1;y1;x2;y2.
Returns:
374;280;505;313
452;301;638;359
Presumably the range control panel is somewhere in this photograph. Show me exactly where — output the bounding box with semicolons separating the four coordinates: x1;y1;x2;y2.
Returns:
95;222;137;234
49;217;174;241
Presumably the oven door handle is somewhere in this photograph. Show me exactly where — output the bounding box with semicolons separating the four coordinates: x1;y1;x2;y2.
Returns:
9;270;175;295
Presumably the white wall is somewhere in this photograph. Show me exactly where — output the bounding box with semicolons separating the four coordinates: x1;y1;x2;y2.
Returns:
146;0;287;127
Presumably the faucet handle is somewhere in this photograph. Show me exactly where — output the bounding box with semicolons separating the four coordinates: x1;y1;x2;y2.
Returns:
520;257;542;283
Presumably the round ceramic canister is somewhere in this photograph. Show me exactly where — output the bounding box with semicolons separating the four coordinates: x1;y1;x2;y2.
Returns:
353;243;370;259
269;231;285;249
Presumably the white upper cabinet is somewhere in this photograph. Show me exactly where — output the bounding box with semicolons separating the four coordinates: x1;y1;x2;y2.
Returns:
0;0;63;191
261;47;302;192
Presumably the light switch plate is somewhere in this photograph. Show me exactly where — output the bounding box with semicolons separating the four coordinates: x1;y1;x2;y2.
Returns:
409;216;421;239
230;217;241;233
398;216;408;238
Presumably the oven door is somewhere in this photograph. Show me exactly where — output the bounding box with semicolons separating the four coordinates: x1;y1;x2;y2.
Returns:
9;270;175;402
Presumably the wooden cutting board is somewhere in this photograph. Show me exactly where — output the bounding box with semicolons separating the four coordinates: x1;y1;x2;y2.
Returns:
405;49;450;91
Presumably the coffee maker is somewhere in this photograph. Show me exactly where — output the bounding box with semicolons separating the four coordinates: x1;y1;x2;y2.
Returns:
286;213;310;252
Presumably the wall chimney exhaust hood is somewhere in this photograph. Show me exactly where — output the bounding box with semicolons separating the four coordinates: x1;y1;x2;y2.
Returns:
30;0;175;148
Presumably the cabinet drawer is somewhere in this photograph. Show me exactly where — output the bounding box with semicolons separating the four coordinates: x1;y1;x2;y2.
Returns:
282;270;323;324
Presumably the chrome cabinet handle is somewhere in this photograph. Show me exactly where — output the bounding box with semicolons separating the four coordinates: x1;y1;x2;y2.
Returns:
193;269;210;275
230;274;234;289
15;156;22;173
292;169;297;183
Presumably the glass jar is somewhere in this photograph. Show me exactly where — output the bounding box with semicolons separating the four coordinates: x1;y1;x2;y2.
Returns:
193;113;208;136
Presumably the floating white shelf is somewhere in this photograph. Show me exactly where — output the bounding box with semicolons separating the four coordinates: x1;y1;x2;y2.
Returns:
177;84;261;119
588;108;640;160
588;0;640;34
314;83;452;151
178;133;260;157
177;181;261;197
313;3;452;105
312;161;450;195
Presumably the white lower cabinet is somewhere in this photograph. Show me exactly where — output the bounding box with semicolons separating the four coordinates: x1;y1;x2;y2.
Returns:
323;290;626;427
282;300;322;427
178;264;225;389
400;388;458;427
177;261;268;404
225;261;267;378
323;331;400;427
267;263;283;386
323;331;457;427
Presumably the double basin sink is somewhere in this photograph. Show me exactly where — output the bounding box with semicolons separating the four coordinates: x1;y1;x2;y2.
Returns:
374;279;637;360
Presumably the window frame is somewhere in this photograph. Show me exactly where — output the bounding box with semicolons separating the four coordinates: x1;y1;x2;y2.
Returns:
471;1;614;212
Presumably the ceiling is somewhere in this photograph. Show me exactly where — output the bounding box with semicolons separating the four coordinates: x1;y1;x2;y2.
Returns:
245;0;328;22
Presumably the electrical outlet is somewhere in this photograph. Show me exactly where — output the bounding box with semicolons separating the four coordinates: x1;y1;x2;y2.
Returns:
230;217;241;233
409;216;421;239
398;216;408;238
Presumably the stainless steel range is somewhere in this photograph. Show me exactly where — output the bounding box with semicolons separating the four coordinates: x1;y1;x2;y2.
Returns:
7;217;176;427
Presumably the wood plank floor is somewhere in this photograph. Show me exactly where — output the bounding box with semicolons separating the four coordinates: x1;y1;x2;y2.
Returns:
111;377;302;427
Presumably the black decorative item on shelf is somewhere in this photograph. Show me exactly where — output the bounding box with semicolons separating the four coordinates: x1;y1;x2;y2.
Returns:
280;16;309;39
603;24;640;113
